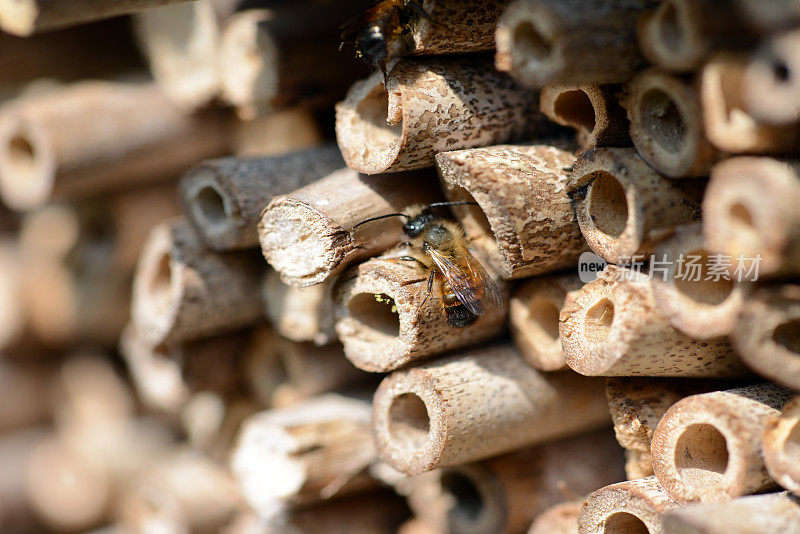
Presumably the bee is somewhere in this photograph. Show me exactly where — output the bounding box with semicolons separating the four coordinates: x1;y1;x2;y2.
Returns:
354;202;504;328
340;0;434;80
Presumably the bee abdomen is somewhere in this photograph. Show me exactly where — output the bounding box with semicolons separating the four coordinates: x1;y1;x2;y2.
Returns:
444;303;478;328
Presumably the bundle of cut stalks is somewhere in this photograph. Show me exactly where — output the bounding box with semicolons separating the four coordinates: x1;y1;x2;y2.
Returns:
1;1;799;534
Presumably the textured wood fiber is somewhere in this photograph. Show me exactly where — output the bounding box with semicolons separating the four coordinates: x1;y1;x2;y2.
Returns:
661;492;800;534
560;266;744;377
569;148;704;263
436;143;587;279
650;384;792;504
180;145;344;251
131;217;264;346
259;167;440;287
372;342;610;474
336;57;551;174
763;397;800;496
333;255;507;372
495;0;648;87
262;270;337;346
578;476;679;534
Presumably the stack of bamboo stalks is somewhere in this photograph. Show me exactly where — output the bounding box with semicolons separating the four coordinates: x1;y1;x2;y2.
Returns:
1;0;799;533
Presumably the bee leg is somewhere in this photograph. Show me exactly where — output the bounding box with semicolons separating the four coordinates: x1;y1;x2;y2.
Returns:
379;61;388;84
384;256;427;269
419;269;435;308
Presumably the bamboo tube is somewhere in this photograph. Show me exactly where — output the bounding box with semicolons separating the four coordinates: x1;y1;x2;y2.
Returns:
230;394;378;517
763;396;800;496
539;83;630;151
577;476;679;534
398;518;441;534
180;145;344;251
259;167;440;287
494;0;647;88
133;0;229;109
621;69;719;178
0;81;228;210
743;29;800;126
242;327;368;408
436;143;588;279
118;447;241;534
0;359;52;435
606;378;730;480
568;148;704;264
0;0;194;36
333;254;508;372
262;270;336;345
0;239;25;351
405;430;625;534
335;57;550;174
701;54;800;154
528;501;582;534
559;265;743;377
183;395;256;462
218;3;366;119
0;429;48;533
509;273;582;371
703;157;800;276
232;107;322;158
372;342;610;474
131;217;264;345
650;223;745;340
732;285;800;392
650;384;791;504
637;0;752;73
662;491;800;534
25;435;112;532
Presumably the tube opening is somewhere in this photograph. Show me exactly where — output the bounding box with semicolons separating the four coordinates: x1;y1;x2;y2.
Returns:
773;319;800;356
729;202;754;229
641;88;686;154
355;83;402;152
553;89;597;132
512;21;552;64
588;171;629;239
6;134;37;176
657;2;683;53
584;298;614;343
674;423;729;487
773;60;790;83
528;297;561;342
388;392;430;451
441;471;483;523
449;188;493;240
347;292;400;338
604;512;649;534
194;186;228;228
673;249;734;306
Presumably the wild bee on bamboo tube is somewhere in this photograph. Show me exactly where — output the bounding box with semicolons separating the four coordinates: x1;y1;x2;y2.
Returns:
340;0;439;79
354;202;503;327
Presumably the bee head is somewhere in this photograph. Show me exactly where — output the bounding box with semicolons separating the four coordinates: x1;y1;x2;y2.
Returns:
402;209;434;238
358;25;388;63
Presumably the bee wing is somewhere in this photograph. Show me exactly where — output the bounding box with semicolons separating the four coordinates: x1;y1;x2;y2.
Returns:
463;250;504;310
427;248;503;316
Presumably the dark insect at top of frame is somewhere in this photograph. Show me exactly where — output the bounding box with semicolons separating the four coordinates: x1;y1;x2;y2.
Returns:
354;202;504;328
340;0;434;80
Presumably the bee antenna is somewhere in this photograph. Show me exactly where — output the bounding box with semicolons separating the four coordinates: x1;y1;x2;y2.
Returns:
353;212;408;229
426;201;480;209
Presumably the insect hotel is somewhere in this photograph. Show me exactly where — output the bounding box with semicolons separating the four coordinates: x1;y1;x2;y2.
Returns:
0;0;798;533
